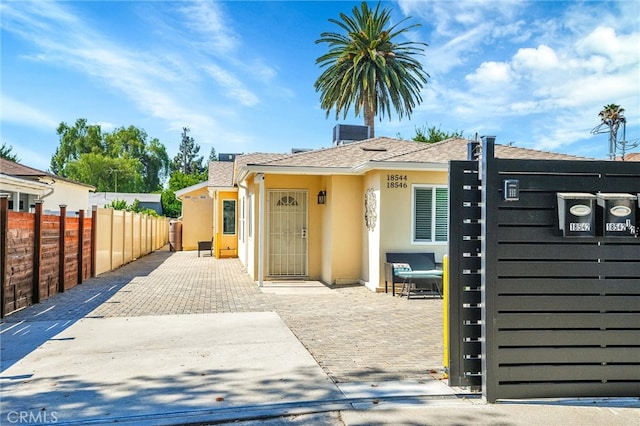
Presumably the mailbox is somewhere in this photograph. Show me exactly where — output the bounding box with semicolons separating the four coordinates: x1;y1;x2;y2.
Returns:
596;193;637;237
557;193;596;237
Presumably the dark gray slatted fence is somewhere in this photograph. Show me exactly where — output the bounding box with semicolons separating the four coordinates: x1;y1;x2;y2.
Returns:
448;160;483;388
479;138;640;402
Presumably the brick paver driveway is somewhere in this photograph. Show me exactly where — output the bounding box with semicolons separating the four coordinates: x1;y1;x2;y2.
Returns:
2;248;444;384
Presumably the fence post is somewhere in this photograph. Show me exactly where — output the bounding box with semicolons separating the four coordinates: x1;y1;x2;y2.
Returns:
78;209;85;284
91;205;97;278
33;200;43;303
480;136;498;402
0;195;8;318
58;204;67;293
443;254;449;377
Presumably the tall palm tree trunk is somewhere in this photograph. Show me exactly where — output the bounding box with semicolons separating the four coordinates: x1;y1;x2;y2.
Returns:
364;97;375;138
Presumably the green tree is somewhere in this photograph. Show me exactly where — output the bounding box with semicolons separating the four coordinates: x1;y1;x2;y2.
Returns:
106;198;159;217
0;142;19;162
106;199;128;210
51;119;169;192
598;104;627;160
51;119;103;174
315;2;429;137
204;146;218;175
172;127;205;174
208;147;218;163
144;138;171;191
161;171;206;218
413;124;463;143
64;153;142;192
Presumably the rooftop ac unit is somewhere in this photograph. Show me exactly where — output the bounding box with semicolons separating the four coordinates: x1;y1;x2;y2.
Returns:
333;124;370;146
218;153;237;162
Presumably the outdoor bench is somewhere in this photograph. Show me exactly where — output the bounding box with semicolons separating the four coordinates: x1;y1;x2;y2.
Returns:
384;252;443;298
198;239;213;257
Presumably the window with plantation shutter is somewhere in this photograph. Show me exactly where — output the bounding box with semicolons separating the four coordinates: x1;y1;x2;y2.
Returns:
413;185;448;243
435;188;448;242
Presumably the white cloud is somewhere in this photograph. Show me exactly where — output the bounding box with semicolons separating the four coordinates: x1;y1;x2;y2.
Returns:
0;96;59;129
0;1;258;144
176;0;239;54
94;121;116;132
576;26;640;69
512;45;559;71
203;64;259;107
466;61;512;86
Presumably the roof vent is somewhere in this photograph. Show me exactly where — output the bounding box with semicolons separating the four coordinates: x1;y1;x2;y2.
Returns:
333;124;370;146
291;148;312;154
362;147;387;152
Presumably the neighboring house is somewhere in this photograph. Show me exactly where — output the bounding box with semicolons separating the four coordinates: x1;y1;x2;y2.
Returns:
0;158;95;214
89;192;163;215
175;181;214;251
619;152;640;161
185;137;588;292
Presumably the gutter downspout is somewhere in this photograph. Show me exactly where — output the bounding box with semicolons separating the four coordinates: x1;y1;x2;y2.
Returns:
39;178;55;200
254;173;265;287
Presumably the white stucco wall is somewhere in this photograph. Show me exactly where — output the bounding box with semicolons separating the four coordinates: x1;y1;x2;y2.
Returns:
44;180;92;214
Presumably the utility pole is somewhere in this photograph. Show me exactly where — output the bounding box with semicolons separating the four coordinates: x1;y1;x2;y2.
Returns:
109;168;122;192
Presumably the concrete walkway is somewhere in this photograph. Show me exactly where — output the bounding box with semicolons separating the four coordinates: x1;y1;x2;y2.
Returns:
1;248;638;425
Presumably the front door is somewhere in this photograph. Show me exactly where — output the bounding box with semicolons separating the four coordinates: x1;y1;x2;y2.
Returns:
267;190;308;277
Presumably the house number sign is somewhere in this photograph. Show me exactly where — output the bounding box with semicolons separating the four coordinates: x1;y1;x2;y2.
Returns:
386;174;408;189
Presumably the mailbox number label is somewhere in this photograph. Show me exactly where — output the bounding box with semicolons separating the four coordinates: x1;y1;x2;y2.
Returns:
570;223;591;232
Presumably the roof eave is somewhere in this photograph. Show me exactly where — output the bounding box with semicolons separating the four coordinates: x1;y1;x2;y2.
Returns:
242;164;355;176
353;161;449;173
237;161;449;180
0;174;51;193
175;181;209;198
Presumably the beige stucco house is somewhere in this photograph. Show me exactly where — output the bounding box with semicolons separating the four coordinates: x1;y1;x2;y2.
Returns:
0;158;95;214
180;137;585;292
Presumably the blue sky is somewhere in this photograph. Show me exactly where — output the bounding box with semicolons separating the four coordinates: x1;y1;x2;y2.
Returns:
1;0;639;172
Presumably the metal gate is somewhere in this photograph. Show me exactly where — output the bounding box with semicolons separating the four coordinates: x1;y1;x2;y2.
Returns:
267;190;308;277
448;137;640;402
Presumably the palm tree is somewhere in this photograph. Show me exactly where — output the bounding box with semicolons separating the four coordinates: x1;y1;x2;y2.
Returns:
598;104;626;159
315;2;429;138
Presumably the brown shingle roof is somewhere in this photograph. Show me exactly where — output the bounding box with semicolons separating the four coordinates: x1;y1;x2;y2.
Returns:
243;137;590;169
220;137;592;187
0;158;95;189
389;138;590;163
208;161;235;187
620;153;640;161
233;153;289;181
258;138;423;168
0;158;49;177
236;152;290;167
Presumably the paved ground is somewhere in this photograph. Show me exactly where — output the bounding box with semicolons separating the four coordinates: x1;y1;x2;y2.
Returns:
5;247;443;384
3;247;638;426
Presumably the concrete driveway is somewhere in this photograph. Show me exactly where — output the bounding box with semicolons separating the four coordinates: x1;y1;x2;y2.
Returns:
1;248;447;424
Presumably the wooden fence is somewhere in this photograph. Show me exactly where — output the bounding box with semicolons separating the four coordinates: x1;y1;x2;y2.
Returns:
0;197;169;317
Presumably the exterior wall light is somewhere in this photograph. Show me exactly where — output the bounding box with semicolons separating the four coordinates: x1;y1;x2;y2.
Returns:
317;190;326;205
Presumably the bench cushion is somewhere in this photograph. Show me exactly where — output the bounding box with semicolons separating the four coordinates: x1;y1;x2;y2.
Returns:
392;262;412;274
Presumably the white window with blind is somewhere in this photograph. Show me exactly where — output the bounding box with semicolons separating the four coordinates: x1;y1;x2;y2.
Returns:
412;185;448;243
